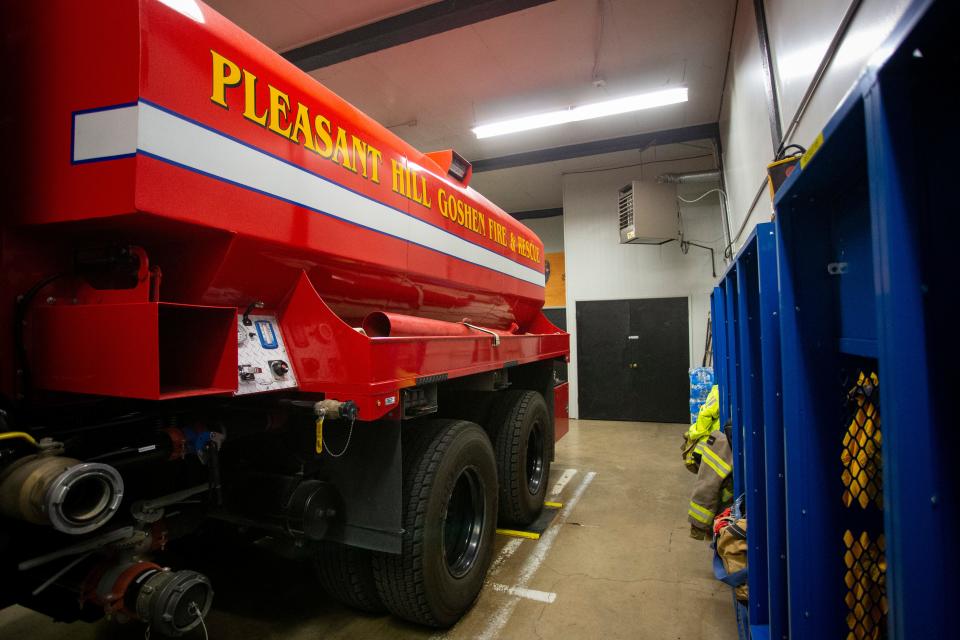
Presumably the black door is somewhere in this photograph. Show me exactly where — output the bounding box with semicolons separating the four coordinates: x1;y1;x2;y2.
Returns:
576;297;689;422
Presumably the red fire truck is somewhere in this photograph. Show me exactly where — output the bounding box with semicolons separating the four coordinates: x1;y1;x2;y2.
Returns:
0;1;568;635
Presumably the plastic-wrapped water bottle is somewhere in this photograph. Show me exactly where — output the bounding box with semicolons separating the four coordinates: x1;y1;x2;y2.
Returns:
688;367;715;424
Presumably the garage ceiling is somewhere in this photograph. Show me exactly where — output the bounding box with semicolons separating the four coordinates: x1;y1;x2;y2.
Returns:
204;0;736;212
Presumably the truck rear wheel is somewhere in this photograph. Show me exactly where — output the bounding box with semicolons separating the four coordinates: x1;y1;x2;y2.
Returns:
373;419;497;627
315;542;386;614
490;390;551;526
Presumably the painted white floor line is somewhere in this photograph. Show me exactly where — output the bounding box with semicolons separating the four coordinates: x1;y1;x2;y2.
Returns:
431;538;527;640
476;471;597;640
488;538;524;577
490;584;557;604
550;468;578;496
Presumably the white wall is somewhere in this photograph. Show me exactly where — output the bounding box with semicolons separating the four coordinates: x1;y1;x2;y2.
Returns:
719;0;776;249
523;216;564;254
562;155;724;419
772;0;912;146
721;0;913;252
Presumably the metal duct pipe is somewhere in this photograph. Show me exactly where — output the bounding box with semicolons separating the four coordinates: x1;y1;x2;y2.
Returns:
0;453;123;535
656;170;721;184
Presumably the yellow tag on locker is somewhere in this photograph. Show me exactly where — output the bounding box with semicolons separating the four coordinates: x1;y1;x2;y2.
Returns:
800;132;824;169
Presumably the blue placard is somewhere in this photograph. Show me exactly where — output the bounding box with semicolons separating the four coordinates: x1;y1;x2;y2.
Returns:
255;320;278;349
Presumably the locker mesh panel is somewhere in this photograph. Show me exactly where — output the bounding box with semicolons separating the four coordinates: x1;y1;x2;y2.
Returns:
841;370;887;640
841;371;882;509
843;531;888;639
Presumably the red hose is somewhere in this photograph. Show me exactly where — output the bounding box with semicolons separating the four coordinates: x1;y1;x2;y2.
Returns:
362;312;514;338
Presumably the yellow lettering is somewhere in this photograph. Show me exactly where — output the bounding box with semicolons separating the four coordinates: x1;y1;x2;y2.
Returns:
268;85;293;138
241;70;268;126
419;175;431;207
211;56;393;187
291;103;317;152
210;50;241;108
368;147;382;183
314;116;333;158
333;128;354;172
391;159;406;196
453;199;463;225
488;220;507;246
351;136;368;178
437;189;449;218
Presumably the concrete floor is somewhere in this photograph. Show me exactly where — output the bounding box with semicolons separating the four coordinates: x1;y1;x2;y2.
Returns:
0;419;736;640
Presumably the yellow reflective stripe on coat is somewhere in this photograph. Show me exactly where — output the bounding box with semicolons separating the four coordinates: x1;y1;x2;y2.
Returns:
698;454;728;479
689;500;712;515
696;444;732;476
689;501;713;523
688;509;712;524
697;443;731;472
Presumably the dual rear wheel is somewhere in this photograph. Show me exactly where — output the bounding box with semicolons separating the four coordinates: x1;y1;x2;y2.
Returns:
315;390;551;627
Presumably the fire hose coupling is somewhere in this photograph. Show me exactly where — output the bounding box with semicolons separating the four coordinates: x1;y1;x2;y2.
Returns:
313;399;359;422
312;399;358;457
0;441;124;535
90;560;213;637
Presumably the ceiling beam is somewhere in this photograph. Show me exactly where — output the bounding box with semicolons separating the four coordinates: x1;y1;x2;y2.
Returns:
283;0;556;71
511;208;563;220
472;122;720;173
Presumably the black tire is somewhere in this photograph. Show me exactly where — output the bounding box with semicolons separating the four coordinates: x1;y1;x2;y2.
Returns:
373;419;497;627
490;390;551;527
315;542;386;614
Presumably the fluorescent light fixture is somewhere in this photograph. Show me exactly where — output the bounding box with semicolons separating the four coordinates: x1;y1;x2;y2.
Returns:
472;87;688;139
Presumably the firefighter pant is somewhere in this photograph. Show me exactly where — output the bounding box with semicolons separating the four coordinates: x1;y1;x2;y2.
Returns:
687;431;734;531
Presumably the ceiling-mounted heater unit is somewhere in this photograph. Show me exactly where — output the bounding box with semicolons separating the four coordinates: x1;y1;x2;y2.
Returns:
618;180;679;244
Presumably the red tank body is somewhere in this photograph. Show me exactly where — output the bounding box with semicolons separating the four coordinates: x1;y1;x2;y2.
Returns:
0;0;567;420
6;0;544;325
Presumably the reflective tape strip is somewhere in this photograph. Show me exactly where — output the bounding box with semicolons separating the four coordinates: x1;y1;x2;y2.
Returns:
699;454;729;479
688;508;712;524
72;104;138;163
697;443;731;471
689;501;713;519
697;444;732;475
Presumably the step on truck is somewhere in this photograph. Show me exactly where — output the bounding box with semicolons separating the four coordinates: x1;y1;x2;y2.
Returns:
0;1;568;635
